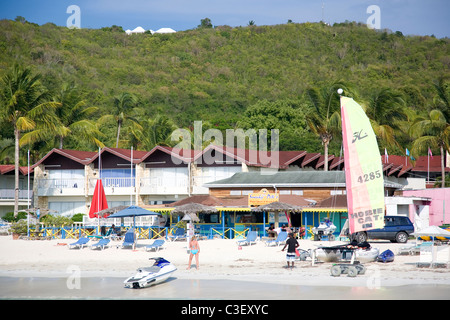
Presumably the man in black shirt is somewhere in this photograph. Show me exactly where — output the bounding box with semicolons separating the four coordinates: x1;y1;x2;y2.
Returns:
281;233;299;269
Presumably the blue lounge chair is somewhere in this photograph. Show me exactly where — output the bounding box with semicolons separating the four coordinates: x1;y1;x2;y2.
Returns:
68;237;90;249
145;239;165;252
237;231;258;246
119;231;136;249
168;228;187;241
90;238;110;250
265;231;288;247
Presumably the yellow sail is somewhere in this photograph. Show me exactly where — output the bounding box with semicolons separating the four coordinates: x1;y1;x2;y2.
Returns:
340;96;385;234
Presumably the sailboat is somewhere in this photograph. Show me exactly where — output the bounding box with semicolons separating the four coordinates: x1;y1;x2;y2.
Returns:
315;93;385;263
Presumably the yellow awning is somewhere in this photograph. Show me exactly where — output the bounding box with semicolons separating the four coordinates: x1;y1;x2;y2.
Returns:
302;208;347;212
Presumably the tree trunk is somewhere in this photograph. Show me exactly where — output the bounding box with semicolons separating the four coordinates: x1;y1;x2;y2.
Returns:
116;121;121;148
322;134;331;171
14;127;20;217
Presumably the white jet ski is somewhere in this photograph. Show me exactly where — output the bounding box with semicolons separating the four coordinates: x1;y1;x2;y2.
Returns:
124;257;177;289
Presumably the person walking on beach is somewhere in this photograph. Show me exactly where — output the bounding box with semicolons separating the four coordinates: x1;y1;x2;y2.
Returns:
187;235;200;270
281;233;299;269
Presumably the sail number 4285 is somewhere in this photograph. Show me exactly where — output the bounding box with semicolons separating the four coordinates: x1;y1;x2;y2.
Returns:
357;170;381;183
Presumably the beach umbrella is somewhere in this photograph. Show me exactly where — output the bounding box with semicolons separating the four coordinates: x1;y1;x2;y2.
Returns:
251;201;302;230
89;179;108;218
412;225;450;266
171;202;217;222
250;201;302;212
107;205;161;228
171;202;218;214
412;225;450;239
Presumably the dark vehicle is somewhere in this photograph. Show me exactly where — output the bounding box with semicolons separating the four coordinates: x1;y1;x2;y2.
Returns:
344;216;414;243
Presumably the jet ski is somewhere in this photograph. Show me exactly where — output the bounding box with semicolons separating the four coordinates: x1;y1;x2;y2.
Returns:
124;257;177;289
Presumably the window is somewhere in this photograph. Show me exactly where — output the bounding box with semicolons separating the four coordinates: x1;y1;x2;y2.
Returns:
101;169;135;187
49;201;85;216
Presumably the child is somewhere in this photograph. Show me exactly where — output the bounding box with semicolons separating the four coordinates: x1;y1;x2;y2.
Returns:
281;233;299;269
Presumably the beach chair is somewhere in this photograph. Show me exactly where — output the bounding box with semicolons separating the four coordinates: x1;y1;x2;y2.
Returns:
397;242;421;256
68;237;90;249
145;239;165;252
265;231;288;247
168;228;187;241
237;231;258;246
416;242;433;267
434;246;450;268
119;231;136;249
90;238;110;250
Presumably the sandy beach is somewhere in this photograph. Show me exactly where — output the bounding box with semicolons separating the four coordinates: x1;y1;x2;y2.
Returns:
1;235;449;299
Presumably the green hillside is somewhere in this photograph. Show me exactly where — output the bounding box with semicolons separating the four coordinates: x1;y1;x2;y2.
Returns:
0;18;449;161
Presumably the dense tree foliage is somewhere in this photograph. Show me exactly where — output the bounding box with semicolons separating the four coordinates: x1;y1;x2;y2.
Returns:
0;19;449;164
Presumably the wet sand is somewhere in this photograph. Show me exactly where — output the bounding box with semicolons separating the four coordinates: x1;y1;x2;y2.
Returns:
1;276;449;300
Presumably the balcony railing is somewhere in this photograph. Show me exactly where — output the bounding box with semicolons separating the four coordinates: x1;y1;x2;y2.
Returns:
0;189;33;199
90;177;135;188
38;178;84;189
139;177;189;194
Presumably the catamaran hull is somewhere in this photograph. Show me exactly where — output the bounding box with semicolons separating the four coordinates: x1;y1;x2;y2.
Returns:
315;247;379;263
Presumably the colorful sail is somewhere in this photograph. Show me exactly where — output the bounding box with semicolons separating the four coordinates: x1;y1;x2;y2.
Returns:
341;96;385;234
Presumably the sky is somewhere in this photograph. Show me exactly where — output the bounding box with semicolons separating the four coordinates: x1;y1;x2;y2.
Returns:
0;0;449;38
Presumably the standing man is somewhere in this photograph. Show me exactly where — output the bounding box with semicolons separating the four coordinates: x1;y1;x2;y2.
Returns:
282;233;299;269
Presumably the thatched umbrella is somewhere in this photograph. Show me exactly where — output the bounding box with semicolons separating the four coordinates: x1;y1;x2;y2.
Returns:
251;201;302;230
171;202;217;240
251;201;302;213
171;202;217;222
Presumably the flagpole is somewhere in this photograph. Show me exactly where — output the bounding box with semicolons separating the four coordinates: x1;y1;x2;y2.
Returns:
130;146;133;206
98;147;101;235
427;148;430;183
27;150;30;238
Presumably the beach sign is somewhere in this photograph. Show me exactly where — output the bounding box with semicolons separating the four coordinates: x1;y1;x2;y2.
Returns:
248;188;279;206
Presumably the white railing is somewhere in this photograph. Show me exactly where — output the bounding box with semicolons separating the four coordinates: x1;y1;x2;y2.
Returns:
0;189;33;199
38;179;84;189
139;177;189;194
89;177;135;188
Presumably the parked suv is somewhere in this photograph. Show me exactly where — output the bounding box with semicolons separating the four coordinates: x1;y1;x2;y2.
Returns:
345;216;414;243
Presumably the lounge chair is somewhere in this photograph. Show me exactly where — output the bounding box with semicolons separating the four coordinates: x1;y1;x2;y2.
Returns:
68;237;90;249
168;228;187;241
90;238;110;250
416;242;433;267
145;239;165;252
119;231;136;249
397;242;420;256
237;231;258;246
265;231;288;247
434;246;450;268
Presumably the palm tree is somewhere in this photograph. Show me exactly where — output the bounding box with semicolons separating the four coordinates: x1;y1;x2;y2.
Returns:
305;81;356;171
410;109;450;187
432;76;449;121
364;87;407;153
130;114;178;150
0;64;60;216
99;92;141;148
51;82;104;149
